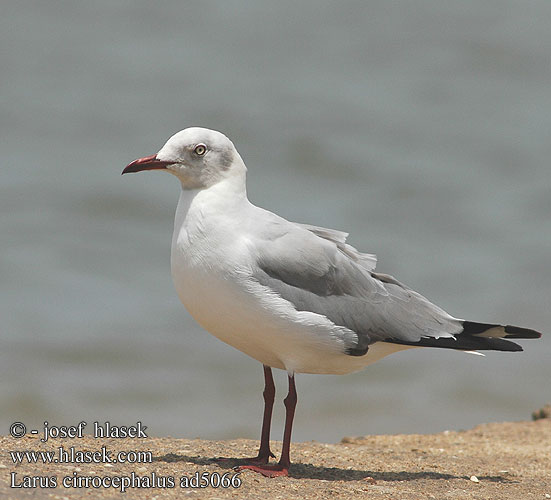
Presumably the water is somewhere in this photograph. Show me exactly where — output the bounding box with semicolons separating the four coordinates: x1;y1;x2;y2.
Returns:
2;1;550;444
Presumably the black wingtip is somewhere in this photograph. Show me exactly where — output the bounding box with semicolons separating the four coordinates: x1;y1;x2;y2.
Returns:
388;335;524;352
503;325;542;339
461;321;543;339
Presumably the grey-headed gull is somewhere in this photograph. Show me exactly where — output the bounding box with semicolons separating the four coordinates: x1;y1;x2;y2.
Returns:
123;127;542;477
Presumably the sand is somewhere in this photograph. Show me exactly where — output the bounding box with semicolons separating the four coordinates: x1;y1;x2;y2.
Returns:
1;419;550;499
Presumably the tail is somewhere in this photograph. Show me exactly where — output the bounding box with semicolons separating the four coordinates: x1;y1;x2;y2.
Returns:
391;321;542;352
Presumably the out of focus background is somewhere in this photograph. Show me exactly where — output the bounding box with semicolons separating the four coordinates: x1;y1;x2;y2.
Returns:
2;1;550;443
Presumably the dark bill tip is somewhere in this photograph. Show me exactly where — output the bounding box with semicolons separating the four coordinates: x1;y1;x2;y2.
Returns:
122;154;172;175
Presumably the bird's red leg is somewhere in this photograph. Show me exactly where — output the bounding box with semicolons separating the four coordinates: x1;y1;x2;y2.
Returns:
240;372;297;477
278;373;297;471
215;365;275;464
255;365;277;462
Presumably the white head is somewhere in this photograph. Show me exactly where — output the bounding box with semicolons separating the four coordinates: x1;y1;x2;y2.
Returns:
123;127;246;190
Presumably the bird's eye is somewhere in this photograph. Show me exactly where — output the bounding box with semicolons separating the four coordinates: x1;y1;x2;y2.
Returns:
194;144;207;156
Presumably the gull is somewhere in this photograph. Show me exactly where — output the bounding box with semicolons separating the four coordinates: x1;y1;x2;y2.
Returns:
123;127;542;477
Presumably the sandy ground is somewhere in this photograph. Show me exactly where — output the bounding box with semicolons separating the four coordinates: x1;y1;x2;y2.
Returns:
1;419;549;499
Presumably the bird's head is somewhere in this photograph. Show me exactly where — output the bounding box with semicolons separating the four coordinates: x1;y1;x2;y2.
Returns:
123;127;245;189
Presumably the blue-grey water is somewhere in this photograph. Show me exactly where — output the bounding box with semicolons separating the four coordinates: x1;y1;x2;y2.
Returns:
2;1;550;444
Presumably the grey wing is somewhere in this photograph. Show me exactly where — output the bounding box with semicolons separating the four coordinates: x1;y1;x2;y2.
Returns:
296;223;377;272
252;221;462;356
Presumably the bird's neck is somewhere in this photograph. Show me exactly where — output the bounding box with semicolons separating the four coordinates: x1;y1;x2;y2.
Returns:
174;170;248;231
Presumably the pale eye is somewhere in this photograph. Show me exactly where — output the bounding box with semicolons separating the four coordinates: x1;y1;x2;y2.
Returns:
194;143;207;156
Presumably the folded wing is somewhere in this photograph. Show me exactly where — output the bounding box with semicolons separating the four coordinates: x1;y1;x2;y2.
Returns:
251;219;541;356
